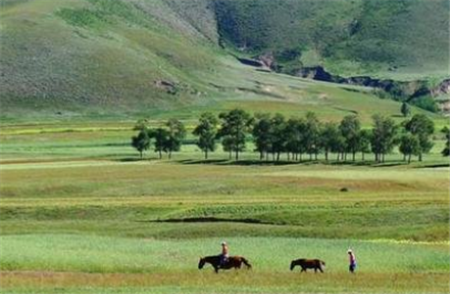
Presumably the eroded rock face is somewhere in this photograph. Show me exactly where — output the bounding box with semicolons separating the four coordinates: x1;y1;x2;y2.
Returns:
154;80;177;94
296;66;448;98
432;79;450;97
257;52;276;69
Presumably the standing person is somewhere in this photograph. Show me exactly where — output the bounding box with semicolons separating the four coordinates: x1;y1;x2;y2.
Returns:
220;241;229;267
348;249;357;273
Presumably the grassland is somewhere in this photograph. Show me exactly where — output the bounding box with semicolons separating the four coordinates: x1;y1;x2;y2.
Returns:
0;1;449;292
0;119;449;293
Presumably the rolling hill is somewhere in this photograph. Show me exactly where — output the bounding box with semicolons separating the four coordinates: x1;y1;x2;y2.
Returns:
0;0;448;120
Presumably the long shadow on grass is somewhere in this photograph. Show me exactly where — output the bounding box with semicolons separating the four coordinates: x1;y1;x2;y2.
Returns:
178;159;305;166
177;159;413;167
144;217;273;225
415;163;450;168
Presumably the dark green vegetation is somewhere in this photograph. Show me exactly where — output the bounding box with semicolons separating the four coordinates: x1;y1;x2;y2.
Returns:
134;110;442;164
214;0;449;77
1;0;449;118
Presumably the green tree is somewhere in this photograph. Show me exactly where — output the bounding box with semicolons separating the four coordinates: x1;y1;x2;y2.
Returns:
358;129;371;161
152;128;170;159
285;118;307;161
221;135;234;160
304;112;321;160
401;102;411;117
269;113;287;161
218;109;253;160
193;113;219;160
134;119;150;132
371;115;398;163
165;119;186;159
399;133;421;163
404;114;434;161
131;129;150;159
252;113;272;160
321;122;340;161
333;134;347;161
441;126;450;157
339;115;361;161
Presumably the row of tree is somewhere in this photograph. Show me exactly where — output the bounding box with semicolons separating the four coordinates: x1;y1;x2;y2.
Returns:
132;119;186;159
132;109;449;163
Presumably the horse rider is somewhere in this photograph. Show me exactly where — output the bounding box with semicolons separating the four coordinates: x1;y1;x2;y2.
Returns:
220;241;229;266
348;249;357;273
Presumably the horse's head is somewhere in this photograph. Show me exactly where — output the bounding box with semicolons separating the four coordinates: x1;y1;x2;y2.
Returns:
198;257;206;269
290;260;296;271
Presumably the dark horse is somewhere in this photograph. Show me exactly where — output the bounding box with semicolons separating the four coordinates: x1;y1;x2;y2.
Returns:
290;259;326;273
198;255;252;273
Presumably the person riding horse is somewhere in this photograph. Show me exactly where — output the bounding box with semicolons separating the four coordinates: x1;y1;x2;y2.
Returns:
220;241;229;267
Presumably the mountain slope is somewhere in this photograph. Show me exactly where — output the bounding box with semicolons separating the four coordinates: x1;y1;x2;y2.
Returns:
0;0;221;113
212;0;449;79
0;0;448;118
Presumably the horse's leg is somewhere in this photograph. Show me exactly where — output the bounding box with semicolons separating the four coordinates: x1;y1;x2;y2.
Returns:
301;267;306;273
314;268;317;273
319;267;324;273
214;266;219;273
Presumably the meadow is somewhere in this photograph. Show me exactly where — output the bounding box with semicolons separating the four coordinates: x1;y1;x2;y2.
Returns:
1;0;449;293
0;119;449;294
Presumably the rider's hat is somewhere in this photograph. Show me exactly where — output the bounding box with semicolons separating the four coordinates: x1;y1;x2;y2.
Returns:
221;241;227;245
347;249;353;253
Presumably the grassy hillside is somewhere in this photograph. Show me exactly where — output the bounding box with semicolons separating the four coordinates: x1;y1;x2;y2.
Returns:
213;0;449;79
0;0;222;114
0;0;448;119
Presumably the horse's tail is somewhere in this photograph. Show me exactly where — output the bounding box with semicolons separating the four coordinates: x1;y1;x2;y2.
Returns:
241;257;252;269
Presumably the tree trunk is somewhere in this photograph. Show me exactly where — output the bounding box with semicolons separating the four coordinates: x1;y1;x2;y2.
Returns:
169;151;172;159
418;153;423;162
325;150;329;161
309;153;312;161
235;150;239;161
260;151;264;160
362;152;365;161
277;152;280;161
205;149;208;160
314;153;318;161
140;151;143;159
352;152;356;162
408;154;412;164
159;150;162;159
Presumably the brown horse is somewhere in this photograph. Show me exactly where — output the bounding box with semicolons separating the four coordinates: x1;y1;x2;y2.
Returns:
290;258;325;273
198;255;252;273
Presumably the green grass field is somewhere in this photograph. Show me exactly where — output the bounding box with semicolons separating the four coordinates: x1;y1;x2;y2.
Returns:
0;120;449;293
1;0;449;293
